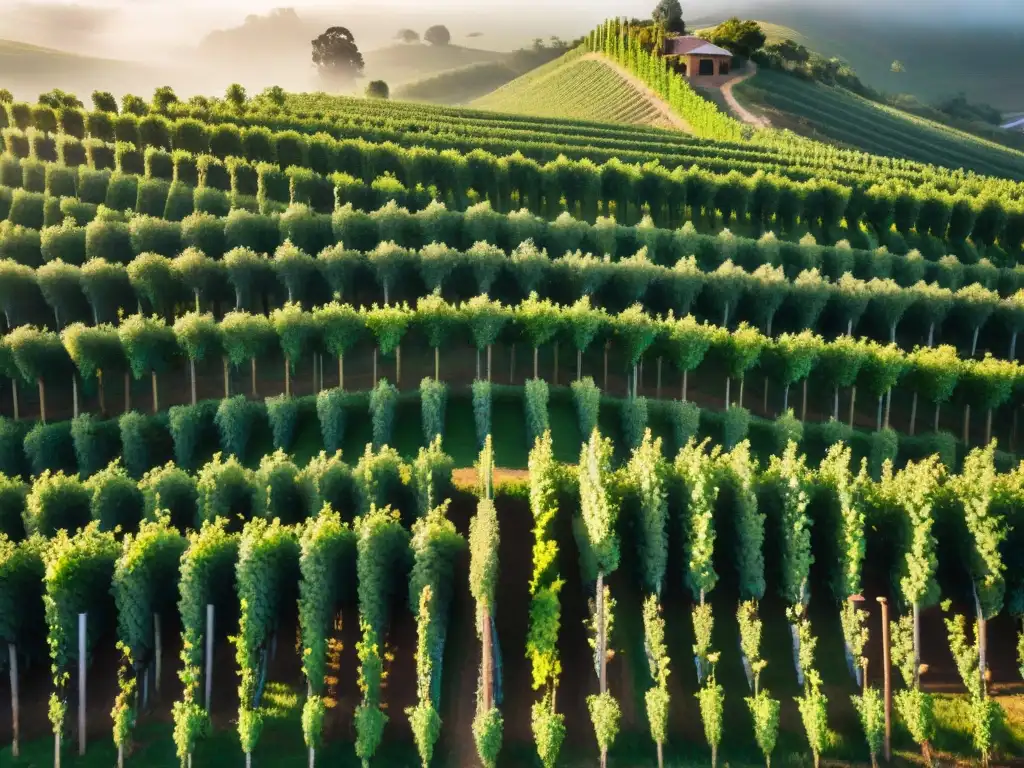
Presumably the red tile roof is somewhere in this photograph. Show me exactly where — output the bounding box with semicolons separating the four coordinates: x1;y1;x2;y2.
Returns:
664;35;732;57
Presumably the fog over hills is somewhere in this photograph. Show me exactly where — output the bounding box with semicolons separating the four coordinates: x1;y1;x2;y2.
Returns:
1;0;1022;103
8;0;1020;61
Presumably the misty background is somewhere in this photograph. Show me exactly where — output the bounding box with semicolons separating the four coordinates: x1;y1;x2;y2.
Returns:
2;0;1023;108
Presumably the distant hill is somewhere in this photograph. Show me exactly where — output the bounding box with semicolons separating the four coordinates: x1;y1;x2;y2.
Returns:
190;9;512;94
0;39;160;100
732;68;1024;180
695;8;1024;113
394;46;569;105
474;53;679;129
363;43;505;87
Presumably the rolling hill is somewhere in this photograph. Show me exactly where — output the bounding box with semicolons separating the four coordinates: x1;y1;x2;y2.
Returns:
732;67;1024;180
695;8;1024;113
473;53;681;128
0;39;160;100
363;43;506;87
394;46;570;105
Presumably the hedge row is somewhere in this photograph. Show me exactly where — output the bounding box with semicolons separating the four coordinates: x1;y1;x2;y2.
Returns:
2;297;1020;447
2;380;1014;543
2;233;1022;364
2;92;977;194
4;121;1024;252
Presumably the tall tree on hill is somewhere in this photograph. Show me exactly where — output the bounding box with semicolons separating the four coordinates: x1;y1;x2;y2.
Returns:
707;18;766;59
425;25;452;46
652;0;686;34
396;29;420;44
311;27;365;87
366;81;390;100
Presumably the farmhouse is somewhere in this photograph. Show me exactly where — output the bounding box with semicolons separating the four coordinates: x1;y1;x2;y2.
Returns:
663;35;733;78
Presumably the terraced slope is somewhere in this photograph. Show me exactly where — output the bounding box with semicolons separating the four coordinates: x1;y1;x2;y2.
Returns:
473;55;677;129
734;68;1024;181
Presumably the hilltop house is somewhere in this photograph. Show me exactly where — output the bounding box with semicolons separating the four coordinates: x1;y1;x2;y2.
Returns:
663;35;733;78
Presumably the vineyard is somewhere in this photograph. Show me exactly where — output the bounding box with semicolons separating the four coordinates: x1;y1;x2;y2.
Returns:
732;69;1024;181
473;56;677;129
2;12;1024;768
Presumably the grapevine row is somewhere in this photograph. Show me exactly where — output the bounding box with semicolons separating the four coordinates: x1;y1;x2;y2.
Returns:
3;233;1023;372
5;120;1024;247
6;91;988;190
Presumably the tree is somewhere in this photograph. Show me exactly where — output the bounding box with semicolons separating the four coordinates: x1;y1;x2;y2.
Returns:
577;430;620;767
417;293;458;380
43;524;120;763
707;17;767;59
311;27;365;86
151;86;178;113
272;241;316;305
36;260;81;329
173;249;222;312
62;323;124;416
7;326;67;423
463;295;509;382
112;516;186;747
174;313;222;404
38;88;82;109
225;84;247;110
366;81;390;100
119;315;177;413
92;90;118;113
80;259;133;325
233;519;299;767
299;507;355;768
221;311;276;398
424;25;452;46
880;456;943;741
652;0;686;34
272;303;317;397
905;345;962;434
642;596;671;768
316;302;364;390
517;293;561;380
950;444;1005;688
396;29;420;44
259;86;286;107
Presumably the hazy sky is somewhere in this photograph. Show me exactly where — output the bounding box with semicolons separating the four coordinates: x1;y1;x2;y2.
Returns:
3;0;1023;59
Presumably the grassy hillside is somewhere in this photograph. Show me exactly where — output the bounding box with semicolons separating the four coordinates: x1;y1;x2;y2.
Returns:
733;68;1024;180
473;54;676;128
363;43;505;87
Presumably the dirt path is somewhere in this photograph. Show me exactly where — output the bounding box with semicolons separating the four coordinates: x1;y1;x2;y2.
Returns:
720;64;772;128
451;466;528;490
581;52;692;133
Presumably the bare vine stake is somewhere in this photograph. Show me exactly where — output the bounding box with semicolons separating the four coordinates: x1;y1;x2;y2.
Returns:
9;643;18;756
205;604;215;711
78;613;86;756
877;597;891;763
154;614;162;697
